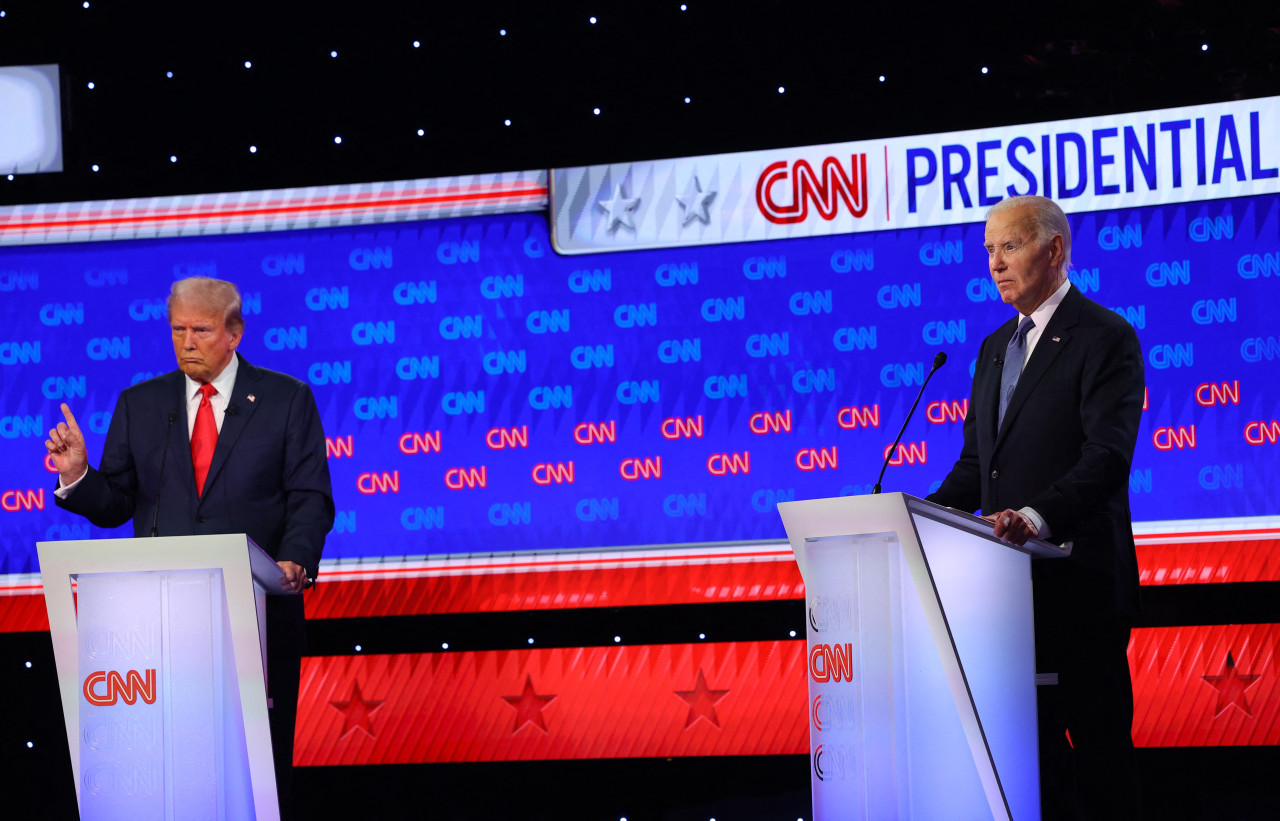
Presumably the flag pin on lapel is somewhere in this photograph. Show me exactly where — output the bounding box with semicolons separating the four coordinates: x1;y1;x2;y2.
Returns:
1052;336;1061;342
247;395;256;403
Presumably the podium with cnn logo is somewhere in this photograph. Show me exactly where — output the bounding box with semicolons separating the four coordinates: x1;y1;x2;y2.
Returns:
38;534;288;821
778;493;1069;821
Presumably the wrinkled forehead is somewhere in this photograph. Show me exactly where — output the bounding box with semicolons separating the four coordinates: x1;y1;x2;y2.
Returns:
984;209;1037;243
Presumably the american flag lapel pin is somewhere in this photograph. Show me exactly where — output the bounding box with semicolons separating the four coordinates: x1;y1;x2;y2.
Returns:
247;394;256;403
1052;336;1061;342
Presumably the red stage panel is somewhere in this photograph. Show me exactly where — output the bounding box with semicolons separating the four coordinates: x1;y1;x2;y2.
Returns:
1131;623;1279;747
293;640;808;766
1135;537;1280;585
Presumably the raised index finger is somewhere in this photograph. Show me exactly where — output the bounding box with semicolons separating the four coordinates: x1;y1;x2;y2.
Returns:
60;403;84;436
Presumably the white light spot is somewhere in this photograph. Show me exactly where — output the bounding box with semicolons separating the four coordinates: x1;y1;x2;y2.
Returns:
417;128;425;136
244;60;252;69
589;16;597;24
504;118;512;126
330;50;338;58
527;637;534;644
354;644;362;652
878;75;886;82
166;71;173;78
698;633;706;640
777;85;785;93
169;155;177;163
613;635;621;643
413;40;420;48
1;11;7;17
1201;43;1209;51
981;66;989;74
441;642;449;649
249;145;257;154
680;4;687;9
684;96;691;103
499;28;507;36
27;741;33;748
334;136;342;144
25;661;31;668
86;81;95;90
789;630;797;637
82;1;89;7
6;174;12;180
593;107;601;115
90;164;99;172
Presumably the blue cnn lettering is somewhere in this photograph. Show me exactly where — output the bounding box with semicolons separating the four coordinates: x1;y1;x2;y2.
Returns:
393;281;438;305
922;320;966;345
483;350;527;374
527;310;569;334
241;292;262;315
85;338;129;360
401;507;445;530
1241;337;1280;362
488;502;532;526
1189;216;1234;242
480;275;524;299
568;269;612;293
127;299;167;321
1198;464;1244;490
441;315;484;339
751;488;795;512
262;253;306;275
966;278;1000;302
42;376;87;399
1069;268;1101;292
789;290;833;315
88;412;112;434
437;240;480;264
0;414;43;438
442;391;485;415
1110;306;1147;329
793;369;835;394
746;333;789;357
0;341;42;365
881;363;925;387
1192;298;1237;325
333;511;357;533
919;240;963;265
84;269;127;286
351;321;395;345
876;283;921;308
570;345;614;369
1145;261;1191;287
743;256;786;279
657;339;701;363
1129;469;1153;494
614;304;657;327
39;303;84;326
349;247;393;270
308;361;353;385
575;497;620;522
1238;253;1280;279
663;493;707;517
701;297;744;322
0;270;39;290
1097;224;1143;250
1149;343;1194;369
264;327;307;350
833;326;877;351
704;375;748;399
395;356;440;380
529;385;573;409
617;380;660;404
353;396;398;419
305;287;349;311
655;263;698;286
830;249;875;272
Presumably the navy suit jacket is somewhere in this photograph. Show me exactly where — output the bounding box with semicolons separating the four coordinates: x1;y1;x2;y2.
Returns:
57;354;334;581
928;285;1144;616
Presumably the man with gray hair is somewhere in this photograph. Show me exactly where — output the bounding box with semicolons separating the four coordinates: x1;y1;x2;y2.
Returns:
46;276;334;819
928;196;1144;818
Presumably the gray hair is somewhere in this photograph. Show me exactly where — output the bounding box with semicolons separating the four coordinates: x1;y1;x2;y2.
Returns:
986;195;1072;273
168;277;244;333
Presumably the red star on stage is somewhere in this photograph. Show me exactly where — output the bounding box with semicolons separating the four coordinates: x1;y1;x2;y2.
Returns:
675;669;730;729
1202;650;1261;717
502;674;557;733
329;680;385;739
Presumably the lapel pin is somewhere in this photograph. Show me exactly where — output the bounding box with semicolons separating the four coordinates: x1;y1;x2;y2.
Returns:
247;394;256;403
1052;336;1061;342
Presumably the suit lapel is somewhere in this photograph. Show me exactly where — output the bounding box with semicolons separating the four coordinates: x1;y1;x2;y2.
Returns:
201;355;264;499
995;287;1082;446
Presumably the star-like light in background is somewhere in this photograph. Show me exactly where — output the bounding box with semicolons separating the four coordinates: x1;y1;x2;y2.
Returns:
675;175;716;227
329;680;385;739
502;674;557;733
598;184;640;232
1202;650;1262;717
675;668;730;729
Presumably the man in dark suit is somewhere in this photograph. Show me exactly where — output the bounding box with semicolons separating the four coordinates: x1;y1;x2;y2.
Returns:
45;276;334;819
927;196;1143;819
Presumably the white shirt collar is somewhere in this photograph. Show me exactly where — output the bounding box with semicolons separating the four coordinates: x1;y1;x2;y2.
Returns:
1021;277;1071;328
184;353;240;402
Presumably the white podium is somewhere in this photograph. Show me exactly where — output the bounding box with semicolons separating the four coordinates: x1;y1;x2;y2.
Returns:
778;493;1069;821
38;534;291;821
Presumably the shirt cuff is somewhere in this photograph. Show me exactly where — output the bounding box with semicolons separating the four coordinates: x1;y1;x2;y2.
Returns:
54;468;88;499
1018;506;1051;539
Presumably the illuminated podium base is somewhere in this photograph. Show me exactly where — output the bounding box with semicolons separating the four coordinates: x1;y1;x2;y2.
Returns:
38;534;289;821
778;493;1069;821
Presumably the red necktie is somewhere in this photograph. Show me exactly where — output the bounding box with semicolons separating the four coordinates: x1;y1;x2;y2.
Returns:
191;384;218;496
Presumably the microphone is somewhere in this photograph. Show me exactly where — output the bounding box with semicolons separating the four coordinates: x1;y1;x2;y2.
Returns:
226;402;239;416
150;409;180;537
872;352;947;495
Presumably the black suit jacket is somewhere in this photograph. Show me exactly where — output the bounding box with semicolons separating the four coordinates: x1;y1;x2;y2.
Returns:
57;353;334;580
928;285;1144;616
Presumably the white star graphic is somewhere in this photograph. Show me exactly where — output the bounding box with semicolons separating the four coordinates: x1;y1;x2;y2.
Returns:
675;175;716;227
598;184;640;232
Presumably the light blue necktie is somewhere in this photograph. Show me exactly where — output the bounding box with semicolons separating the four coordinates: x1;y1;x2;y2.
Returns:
998;316;1035;428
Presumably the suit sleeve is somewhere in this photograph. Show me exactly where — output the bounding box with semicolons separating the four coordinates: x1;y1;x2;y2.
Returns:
54;390;139;528
1026;319;1144;536
274;382;334;579
927;338;986;513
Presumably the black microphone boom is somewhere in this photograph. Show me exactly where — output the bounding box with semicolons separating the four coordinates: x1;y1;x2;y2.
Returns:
150;410;179;537
871;352;947;495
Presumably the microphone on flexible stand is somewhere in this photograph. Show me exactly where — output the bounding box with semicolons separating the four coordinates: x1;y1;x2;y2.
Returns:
150;409;180;537
872;351;947;494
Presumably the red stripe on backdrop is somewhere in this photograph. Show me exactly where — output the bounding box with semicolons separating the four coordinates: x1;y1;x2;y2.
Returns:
1131;623;1280;747
303;557;806;619
1136;538;1280;585
293;641;809;766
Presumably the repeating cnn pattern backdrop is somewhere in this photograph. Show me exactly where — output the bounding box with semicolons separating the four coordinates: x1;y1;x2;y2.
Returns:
1;195;1278;572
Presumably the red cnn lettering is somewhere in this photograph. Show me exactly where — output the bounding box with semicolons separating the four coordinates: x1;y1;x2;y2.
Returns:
660;415;704;440
485;426;529;450
356;471;401;494
808;643;854;683
82;669;157;706
795;447;838;471
325;435;354;459
45;453;59;473
0;489;44;512
1195;381;1241;407
531;461;575;485
398;431;442;455
573;421;617;445
443;467;487;489
925;399;969;424
756;155;869;225
619;457;662;480
883;442;927;466
836;405;880;429
707;452;751;476
749;410;792;435
1152;426;1197;451
1244;420;1280;445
